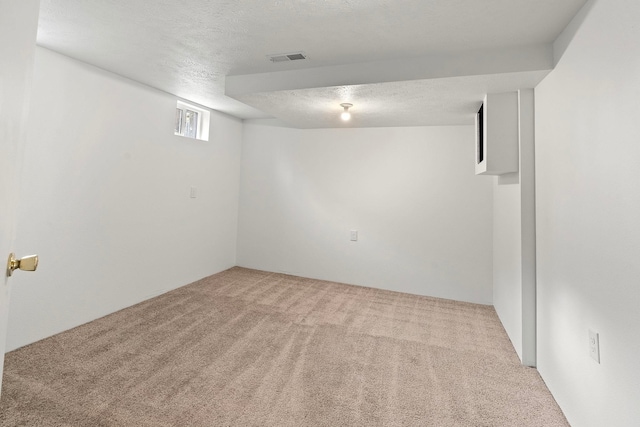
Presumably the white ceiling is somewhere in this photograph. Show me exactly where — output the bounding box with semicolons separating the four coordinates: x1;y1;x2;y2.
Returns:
37;0;587;128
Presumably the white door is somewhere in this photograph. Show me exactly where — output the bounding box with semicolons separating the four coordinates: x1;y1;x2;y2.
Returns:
0;1;41;392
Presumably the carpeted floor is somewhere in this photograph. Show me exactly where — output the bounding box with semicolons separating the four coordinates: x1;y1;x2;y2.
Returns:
0;267;568;426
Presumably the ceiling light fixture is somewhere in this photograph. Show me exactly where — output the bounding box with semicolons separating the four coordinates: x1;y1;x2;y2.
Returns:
340;103;353;121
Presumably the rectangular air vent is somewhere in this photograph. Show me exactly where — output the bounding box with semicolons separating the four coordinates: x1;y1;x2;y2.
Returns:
267;52;307;63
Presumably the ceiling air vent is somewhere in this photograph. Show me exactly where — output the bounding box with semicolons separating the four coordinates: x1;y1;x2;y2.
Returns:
267;52;307;63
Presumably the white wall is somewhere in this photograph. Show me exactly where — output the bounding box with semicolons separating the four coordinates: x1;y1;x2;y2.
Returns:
237;123;493;304
536;0;640;425
492;172;523;357
7;48;242;351
492;89;536;366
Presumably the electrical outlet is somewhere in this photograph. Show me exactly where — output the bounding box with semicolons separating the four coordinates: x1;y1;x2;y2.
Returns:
350;230;358;241
190;187;197;198
589;329;600;363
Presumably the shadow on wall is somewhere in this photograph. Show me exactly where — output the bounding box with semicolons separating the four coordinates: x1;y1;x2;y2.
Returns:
498;172;519;186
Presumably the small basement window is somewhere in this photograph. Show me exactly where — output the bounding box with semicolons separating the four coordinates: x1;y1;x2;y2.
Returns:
174;100;210;141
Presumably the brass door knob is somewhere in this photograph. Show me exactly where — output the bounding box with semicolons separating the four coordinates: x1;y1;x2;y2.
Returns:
6;253;38;277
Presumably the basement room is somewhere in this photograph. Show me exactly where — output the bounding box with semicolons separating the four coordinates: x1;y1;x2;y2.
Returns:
1;1;638;426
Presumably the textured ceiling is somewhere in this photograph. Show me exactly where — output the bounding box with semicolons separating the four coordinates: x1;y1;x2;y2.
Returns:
37;0;587;127
236;71;551;128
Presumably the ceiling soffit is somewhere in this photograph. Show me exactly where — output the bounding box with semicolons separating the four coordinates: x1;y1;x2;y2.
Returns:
226;45;553;128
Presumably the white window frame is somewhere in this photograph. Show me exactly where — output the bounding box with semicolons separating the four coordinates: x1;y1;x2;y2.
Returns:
175;100;210;141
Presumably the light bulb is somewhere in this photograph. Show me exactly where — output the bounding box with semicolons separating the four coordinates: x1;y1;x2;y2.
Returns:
340;103;353;121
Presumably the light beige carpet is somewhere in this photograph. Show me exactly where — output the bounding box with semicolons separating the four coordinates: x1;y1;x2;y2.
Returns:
0;267;568;426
